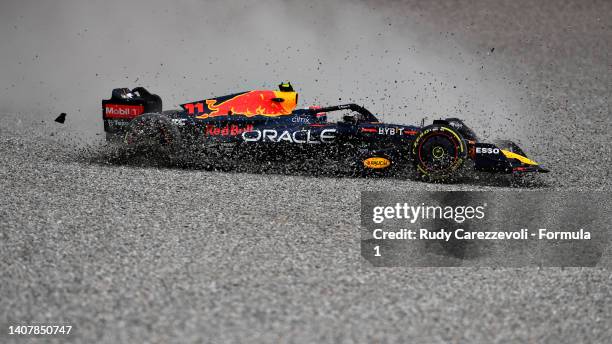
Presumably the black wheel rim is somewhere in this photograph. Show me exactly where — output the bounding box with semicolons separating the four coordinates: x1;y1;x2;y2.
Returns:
417;131;460;173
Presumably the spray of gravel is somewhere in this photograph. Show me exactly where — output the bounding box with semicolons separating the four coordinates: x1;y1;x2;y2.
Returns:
0;0;530;170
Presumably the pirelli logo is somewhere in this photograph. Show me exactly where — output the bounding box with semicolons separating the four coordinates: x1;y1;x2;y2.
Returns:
104;104;144;119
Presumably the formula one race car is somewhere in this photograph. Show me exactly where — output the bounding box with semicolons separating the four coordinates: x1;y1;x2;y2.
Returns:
102;82;548;180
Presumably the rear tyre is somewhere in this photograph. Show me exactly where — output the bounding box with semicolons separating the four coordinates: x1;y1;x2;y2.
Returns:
124;113;181;162
412;125;467;181
105;131;123;143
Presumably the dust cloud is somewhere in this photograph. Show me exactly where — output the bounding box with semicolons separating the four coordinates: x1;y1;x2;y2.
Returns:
0;0;528;141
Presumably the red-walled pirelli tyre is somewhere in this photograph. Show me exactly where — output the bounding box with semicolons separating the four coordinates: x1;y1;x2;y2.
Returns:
412;125;467;181
124;113;180;159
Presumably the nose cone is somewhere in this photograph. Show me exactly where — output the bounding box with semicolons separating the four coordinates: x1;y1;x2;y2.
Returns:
496;140;549;173
502;150;549;173
501;149;539;166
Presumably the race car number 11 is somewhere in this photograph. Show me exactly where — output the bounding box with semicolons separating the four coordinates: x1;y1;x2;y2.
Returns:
183;102;205;114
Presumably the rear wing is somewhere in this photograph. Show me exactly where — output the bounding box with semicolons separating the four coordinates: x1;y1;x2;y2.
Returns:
102;87;162;134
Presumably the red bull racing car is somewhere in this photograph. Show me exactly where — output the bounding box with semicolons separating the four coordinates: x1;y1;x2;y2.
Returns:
102;82;548;180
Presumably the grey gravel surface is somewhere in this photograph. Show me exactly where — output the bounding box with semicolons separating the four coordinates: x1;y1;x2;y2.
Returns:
1;0;611;343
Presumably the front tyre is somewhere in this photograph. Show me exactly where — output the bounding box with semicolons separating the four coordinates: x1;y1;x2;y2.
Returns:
412;125;467;181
